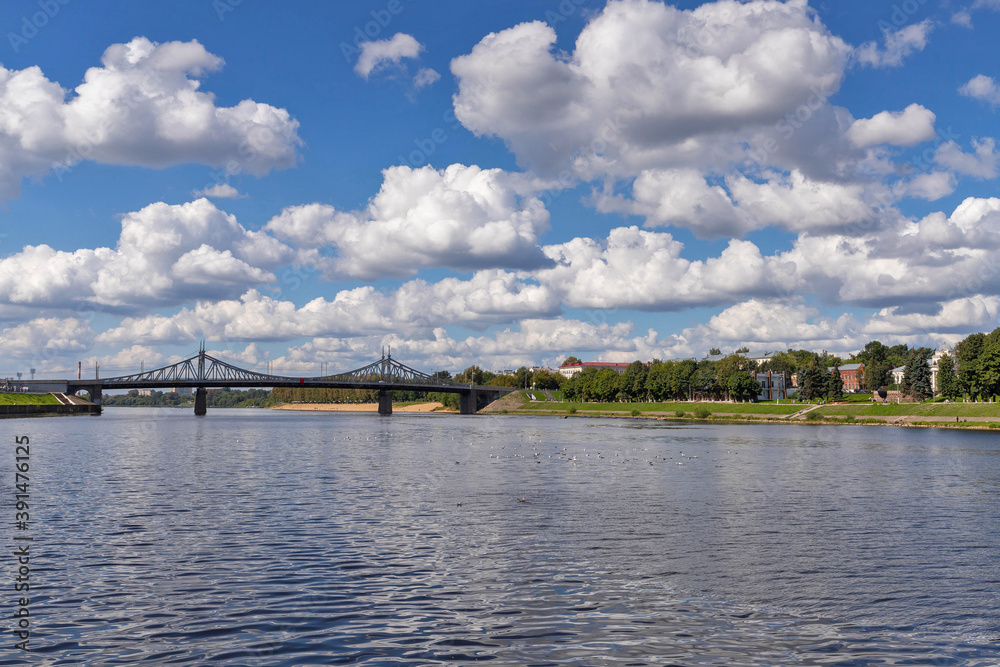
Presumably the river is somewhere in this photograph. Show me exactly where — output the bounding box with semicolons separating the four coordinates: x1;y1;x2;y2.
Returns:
2;408;999;665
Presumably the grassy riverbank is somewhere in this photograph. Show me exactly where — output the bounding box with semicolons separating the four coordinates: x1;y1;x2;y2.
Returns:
811;402;1000;418
518;400;801;415
0;393;61;405
501;393;1000;428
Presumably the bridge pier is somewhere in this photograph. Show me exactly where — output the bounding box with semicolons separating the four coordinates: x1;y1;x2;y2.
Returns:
378;388;392;416
194;387;207;416
460;389;477;415
91;386;102;416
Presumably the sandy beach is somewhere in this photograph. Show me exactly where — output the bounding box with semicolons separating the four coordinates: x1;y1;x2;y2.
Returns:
272;402;448;413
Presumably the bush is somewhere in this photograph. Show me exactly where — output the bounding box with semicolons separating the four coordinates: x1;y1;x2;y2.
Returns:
675;410;686;418
805;411;823;421
568;407;577;415
630;408;641;417
693;407;712;419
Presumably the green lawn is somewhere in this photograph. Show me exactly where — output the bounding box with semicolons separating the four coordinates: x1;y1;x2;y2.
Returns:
517;401;802;415
816;402;1000;418
0;393;61;405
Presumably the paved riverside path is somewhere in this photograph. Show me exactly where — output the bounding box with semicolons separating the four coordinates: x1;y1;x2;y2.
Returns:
785;404;821;419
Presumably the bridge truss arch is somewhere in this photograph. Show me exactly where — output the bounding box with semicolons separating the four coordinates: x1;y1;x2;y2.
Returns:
68;347;512;416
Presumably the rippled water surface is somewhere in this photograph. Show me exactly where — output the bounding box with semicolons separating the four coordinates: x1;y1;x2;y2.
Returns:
3;409;1000;665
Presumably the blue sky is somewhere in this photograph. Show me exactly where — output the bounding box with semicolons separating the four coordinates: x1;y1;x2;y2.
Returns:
3;0;1000;378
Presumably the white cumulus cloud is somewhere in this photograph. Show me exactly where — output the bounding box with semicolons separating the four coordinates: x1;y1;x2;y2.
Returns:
0;317;94;358
935;138;1000;179
538;226;795;311
192;183;246;199
0;37;301;199
96;270;559;346
266;164;552;279
0;199;294;310
894;171;957;201
855;20;934;68
355;33;423;78
599;169;877;238
846;104;937;148
450;0;850;178
685;299;862;351
960;74;1000;106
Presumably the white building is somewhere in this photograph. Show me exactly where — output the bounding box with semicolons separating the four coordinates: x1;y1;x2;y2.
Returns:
748;351;776;366
755;371;786;400
558;362;634;379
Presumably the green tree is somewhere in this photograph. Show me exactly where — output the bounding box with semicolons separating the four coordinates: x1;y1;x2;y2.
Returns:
857;340;889;366
979;329;1000;399
708;348;722;356
828;366;844;401
818;351;843;368
562;370;584;401
513;366;533;389
561;356;583;367
620;361;648;402
456;365;486;385
670;358;698;400
728;371;761;402
645;360;670;401
903;350;933;399
956;333;985;400
532;370;563;390
936;353;958;399
870;360;894;390
489;374;519;388
886;344;911;368
854;340;893;389
591;369;619;402
714;353;756;400
798;365;828;400
693;360;720;398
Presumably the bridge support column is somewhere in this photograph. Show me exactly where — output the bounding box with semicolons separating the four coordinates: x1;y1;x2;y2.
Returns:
91;386;102;416
194;387;207;416
460;389;478;415
378;389;392;416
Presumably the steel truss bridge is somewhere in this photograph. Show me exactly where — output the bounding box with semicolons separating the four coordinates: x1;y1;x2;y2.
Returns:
55;348;513;416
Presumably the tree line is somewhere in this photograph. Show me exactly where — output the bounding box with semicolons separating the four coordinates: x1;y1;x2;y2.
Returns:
102;327;1000;409
936;327;1000;401
104;388;277;407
